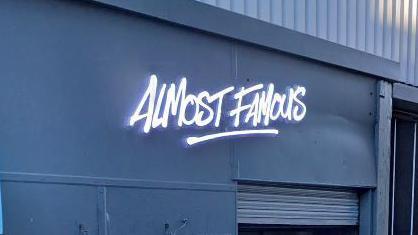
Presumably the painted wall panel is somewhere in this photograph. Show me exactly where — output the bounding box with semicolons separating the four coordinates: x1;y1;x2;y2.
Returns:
0;1;405;235
106;187;235;234
0;0;385;233
0;0;235;184
0;0;379;187
233;45;377;186
197;0;418;86
2;182;98;235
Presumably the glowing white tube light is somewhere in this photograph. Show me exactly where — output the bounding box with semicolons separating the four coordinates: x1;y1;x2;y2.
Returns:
186;129;279;145
129;75;306;146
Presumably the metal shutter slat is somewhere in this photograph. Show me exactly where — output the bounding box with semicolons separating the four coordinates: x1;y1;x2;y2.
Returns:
237;184;359;226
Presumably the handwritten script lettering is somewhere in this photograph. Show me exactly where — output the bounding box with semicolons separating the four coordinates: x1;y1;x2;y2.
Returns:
129;75;307;145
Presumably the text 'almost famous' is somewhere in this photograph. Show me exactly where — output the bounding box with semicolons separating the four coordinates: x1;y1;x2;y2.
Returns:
129;75;307;146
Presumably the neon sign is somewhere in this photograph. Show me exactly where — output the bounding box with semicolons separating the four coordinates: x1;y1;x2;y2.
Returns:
129;75;307;146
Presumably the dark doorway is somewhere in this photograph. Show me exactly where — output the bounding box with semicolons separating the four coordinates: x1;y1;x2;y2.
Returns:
390;112;418;235
239;224;358;235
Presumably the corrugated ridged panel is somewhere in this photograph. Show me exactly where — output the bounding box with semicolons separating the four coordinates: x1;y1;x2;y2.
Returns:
196;0;418;86
237;184;359;226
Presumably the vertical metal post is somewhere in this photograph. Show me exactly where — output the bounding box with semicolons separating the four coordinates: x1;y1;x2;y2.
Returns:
97;187;108;235
410;123;417;235
391;119;397;235
373;80;392;235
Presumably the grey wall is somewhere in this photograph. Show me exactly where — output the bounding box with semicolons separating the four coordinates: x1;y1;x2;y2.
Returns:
0;0;379;234
232;45;376;187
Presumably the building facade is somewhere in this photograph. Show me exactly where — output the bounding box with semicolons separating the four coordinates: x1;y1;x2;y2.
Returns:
0;0;417;235
198;0;418;86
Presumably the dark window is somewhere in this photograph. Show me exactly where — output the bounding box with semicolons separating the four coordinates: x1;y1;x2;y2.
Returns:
390;113;418;235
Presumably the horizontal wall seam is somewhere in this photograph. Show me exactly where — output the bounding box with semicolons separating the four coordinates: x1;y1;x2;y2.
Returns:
0;172;236;192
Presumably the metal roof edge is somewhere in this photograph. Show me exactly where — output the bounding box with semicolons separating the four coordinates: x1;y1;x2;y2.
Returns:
86;0;400;81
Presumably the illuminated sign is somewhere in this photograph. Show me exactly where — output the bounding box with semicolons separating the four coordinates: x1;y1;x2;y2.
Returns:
129;75;307;146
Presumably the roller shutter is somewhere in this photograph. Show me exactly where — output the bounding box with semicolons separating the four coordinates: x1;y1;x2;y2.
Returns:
237;184;359;226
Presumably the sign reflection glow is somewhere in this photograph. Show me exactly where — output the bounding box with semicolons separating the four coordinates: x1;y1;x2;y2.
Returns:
129;75;306;146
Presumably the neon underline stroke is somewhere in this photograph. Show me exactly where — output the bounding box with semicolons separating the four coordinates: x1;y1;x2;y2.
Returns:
186;129;279;146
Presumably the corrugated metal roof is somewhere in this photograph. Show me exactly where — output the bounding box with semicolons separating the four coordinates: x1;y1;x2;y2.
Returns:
197;0;418;86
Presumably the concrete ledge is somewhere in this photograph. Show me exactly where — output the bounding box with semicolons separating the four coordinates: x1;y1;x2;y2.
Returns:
234;178;374;190
393;83;418;104
87;0;400;81
393;83;418;113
